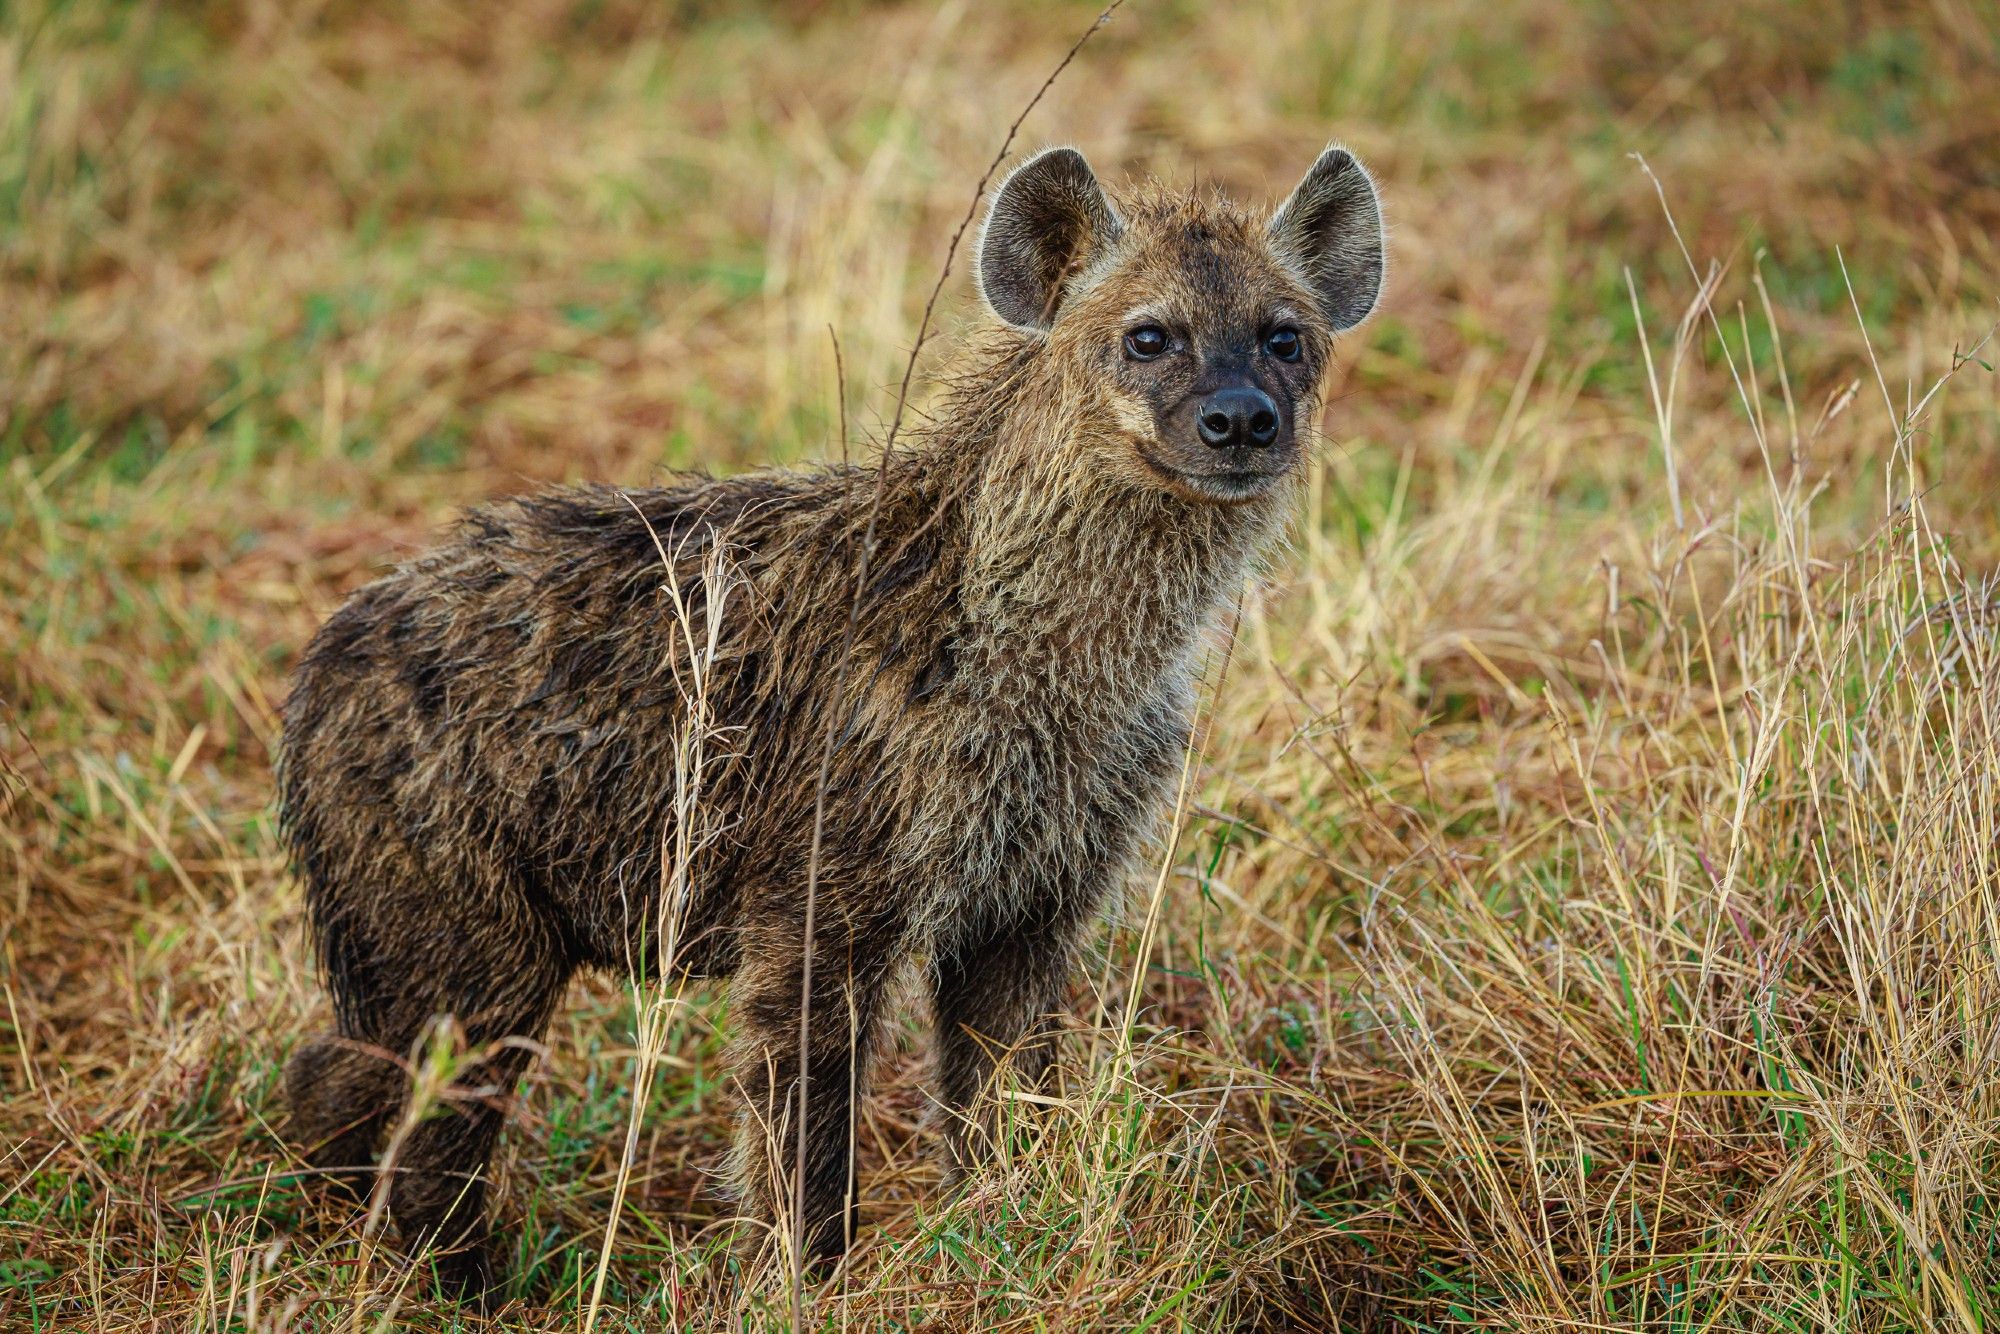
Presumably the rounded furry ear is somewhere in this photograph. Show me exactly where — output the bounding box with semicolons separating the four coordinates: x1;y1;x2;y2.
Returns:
1268;145;1385;332
977;147;1122;331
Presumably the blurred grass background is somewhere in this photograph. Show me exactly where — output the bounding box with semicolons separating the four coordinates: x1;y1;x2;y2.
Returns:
3;0;1999;1328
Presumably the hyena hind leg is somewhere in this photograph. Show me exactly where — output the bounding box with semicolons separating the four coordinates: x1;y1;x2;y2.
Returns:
383;1036;546;1301
287;896;571;1301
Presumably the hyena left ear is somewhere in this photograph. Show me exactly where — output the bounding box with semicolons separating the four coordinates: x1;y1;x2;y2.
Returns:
978;147;1124;331
1269;145;1385;332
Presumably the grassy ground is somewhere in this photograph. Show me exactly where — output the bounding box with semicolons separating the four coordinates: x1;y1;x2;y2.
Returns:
4;0;2000;1328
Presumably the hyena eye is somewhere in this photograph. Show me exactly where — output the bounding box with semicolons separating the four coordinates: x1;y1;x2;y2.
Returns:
1123;325;1169;360
1264;327;1303;362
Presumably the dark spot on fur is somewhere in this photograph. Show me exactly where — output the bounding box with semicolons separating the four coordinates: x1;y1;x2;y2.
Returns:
867;532;937;603
910;638;957;703
308;587;389;671
394;643;450;719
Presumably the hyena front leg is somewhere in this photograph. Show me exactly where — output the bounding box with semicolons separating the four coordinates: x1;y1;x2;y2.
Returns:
726;904;902;1266
929;901;1092;1179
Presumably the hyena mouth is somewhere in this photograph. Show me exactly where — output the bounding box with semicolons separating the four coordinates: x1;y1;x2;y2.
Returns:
1136;447;1290;502
1187;470;1288;501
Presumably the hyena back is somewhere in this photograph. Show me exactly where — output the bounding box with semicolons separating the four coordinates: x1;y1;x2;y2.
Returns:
280;144;1384;1294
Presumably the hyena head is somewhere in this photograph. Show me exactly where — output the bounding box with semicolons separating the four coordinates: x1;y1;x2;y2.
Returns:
977;145;1384;505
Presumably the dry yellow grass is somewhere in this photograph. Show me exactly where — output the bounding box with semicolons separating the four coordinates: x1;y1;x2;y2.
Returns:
4;0;2000;1328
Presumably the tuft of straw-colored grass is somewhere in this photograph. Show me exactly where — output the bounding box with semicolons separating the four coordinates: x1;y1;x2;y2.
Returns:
4;0;1999;1328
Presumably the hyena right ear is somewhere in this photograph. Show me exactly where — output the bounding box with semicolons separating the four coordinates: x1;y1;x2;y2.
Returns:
1269;145;1385;332
978;147;1123;331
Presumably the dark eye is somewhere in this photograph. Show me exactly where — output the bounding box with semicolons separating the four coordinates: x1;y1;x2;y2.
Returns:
1265;327;1302;362
1124;325;1169;360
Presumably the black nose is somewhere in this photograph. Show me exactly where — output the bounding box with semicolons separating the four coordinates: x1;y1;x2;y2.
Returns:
1196;386;1281;448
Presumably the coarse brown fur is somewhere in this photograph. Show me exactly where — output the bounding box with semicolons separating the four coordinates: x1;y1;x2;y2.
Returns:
277;146;1384;1295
